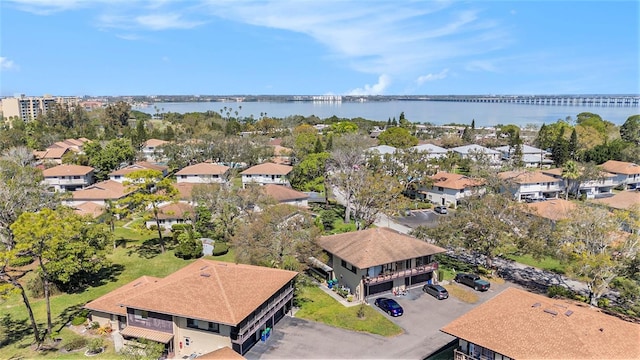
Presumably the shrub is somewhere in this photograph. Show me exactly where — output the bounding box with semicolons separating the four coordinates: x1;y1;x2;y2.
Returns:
71;316;87;326
357;303;366;319
8;255;34;267
212;242;229;256
171;223;191;233
63;337;88;351
96;325;113;335
26;276;61;299
547;285;573;299
87;338;104;354
597;298;610;308
89;321;100;329
174;238;203;260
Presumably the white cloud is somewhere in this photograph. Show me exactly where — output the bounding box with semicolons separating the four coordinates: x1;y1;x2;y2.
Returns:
0;57;17;71
416;69;449;85
135;13;204;30
347;74;391;95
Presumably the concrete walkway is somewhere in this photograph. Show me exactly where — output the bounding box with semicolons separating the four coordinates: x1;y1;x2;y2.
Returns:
316;283;361;307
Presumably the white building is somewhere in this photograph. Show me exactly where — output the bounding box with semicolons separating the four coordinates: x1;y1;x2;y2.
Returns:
42;164;95;192
450;144;502;165
175;162;230;184
142;139;169;162
240;163;293;188
419;172;485;208
600;160;640;190
498;170;563;201
410;143;448;159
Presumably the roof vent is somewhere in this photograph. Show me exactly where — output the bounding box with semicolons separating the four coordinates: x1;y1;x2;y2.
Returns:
565;310;573;317
133;282;142;287
200;273;211;277
532;303;541;308
544;309;558;316
200;265;209;270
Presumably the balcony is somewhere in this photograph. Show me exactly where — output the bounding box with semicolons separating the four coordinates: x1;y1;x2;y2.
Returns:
232;285;294;344
454;349;493;360
364;263;438;285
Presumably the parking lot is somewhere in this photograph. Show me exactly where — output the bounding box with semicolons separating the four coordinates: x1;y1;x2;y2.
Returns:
246;280;517;360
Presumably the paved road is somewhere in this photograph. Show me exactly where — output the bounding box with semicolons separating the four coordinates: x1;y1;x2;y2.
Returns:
246;280;517;360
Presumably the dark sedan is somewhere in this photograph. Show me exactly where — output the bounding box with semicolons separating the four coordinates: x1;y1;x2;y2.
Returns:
374;297;404;317
422;284;449;300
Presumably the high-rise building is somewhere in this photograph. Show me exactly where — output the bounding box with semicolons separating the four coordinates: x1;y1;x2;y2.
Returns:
1;94;80;122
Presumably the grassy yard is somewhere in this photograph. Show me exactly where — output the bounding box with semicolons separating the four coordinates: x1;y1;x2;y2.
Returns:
295;286;403;337
505;254;566;274
0;229;237;359
443;284;479;304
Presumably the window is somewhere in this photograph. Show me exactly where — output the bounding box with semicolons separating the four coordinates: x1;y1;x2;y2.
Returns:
438;187;444;191
134;310;148;320
187;318;198;329
181;175;187;179
207;322;219;333
341;260;357;274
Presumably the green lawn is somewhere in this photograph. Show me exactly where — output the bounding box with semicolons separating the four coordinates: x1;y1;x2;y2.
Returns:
505;254;566;274
295;286;403;337
0;229;238;359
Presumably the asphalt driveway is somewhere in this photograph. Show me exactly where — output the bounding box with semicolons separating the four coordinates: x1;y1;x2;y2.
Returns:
394;210;448;229
246;280;516;360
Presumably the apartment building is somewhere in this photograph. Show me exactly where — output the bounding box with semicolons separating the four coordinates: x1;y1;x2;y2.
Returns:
1;94;80;122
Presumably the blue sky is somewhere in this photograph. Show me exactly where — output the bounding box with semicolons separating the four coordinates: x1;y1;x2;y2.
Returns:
1;0;638;96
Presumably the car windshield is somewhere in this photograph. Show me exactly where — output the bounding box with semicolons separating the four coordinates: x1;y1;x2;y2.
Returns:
387;301;401;309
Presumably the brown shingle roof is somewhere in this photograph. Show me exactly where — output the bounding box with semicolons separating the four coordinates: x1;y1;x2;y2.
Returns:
73;202;105;218
317;227;445;269
109;162;168;176
35;147;69;160
84;276;161;316
263;185;308;202
240;162;293;176
601;160;640;175
120;259;297;326
42;164;94;177
72;180;131;201
175;163;230;176
198;347;245;360
498;170;560;184
525;199;577;221
175;182;198;200
593;190;640;210
155;202;194;220
441;287;640;359
431;172;484;190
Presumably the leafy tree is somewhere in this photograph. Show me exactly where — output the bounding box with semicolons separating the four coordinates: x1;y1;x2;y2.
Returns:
11;208;111;338
174;229;203;260
568;128;579;160
461;126;473;143
377;127;418;148
556;205;638;306
85;139;136;180
620;115;640;145
552;128;570;166
121;170;178;253
350;170;405;229
290;152;330;192
233;205;320;270
313;137;324;153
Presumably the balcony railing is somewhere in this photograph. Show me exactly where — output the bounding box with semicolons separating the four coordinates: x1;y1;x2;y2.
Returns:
231;285;294;344
453;349;493;360
364;263;438;285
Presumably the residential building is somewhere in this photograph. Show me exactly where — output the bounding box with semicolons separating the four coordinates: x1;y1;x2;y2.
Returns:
1;94;79;122
592;190;640;211
525;198;576;223
450;144;501;165
73;202;106;218
67;180;132;207
33;147;70;165
441;287;640;360
366;145;397;156
142;139;169;162
42;164;95;192
271;145;292;165
411;143;448;159
145;202;194;230
84;259;297;357
498;170;563;201
600;160;640;190
541;168;616;198
240;163;293;188
48;138;90;152
109;162;169;182
175;163;230;184
315;227;445;301
262;184;309;208
419;172;485;208
493;144;553;168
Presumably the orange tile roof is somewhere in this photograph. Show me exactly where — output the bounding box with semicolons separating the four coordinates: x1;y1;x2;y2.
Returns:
263;185;308;202
155;202;194;220
498;170;560;184
198;347;245;360
441;287;640;359
600;160;640;175
175;182;198;200
317;227;446;269
72;180;131;200
120;259;297;326
593;190;640;210
73;202;105;218
109;162;168;176
430;172;484;190
84;276;161;316
144;139;168;148
272;145;292;156
35;147;69;160
241;162;292;176
542;167;615;179
120;326;173;343
525;199;577;221
42;164;94;177
175;163;230;176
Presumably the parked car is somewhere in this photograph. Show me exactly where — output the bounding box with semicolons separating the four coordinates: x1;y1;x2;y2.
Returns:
374;297;404;316
434;205;448;214
454;273;490;291
422;284;449;300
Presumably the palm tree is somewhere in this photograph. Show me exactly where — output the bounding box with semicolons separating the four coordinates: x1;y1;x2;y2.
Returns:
561;160;580;200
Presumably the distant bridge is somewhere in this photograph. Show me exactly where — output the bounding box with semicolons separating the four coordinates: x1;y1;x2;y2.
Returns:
425;95;640;107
